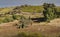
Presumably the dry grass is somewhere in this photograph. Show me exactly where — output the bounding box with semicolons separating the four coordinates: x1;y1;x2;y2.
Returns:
0;19;60;37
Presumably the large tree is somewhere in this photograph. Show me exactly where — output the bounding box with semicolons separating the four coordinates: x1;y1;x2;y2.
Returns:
43;3;56;21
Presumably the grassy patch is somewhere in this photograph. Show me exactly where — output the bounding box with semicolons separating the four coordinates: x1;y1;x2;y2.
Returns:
21;6;44;12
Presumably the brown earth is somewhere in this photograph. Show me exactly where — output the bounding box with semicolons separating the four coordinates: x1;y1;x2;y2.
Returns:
0;18;60;37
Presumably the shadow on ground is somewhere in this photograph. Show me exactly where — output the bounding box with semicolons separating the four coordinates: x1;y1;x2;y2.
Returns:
31;17;46;23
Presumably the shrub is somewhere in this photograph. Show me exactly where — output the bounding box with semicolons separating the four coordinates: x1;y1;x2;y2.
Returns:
0;16;14;23
43;3;56;21
17;16;32;28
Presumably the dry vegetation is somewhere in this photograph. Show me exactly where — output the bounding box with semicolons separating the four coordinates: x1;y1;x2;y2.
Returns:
0;5;60;37
0;18;60;37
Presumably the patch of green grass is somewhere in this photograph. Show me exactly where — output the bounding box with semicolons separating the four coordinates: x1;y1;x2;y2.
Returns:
21;6;44;12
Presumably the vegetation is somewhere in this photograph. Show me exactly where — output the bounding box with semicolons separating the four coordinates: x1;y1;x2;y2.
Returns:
20;5;44;12
43;3;56;22
0;3;60;37
17;15;32;28
0;3;60;23
14;32;43;37
0;15;13;24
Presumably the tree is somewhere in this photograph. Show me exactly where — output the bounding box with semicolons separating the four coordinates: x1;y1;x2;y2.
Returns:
43;3;56;22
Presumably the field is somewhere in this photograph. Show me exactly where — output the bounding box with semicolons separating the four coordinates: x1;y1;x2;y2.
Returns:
0;19;60;37
0;5;60;37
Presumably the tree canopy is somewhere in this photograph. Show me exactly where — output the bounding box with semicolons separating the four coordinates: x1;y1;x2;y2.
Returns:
43;3;56;21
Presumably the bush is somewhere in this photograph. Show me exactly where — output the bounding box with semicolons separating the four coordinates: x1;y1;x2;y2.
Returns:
43;3;56;21
12;14;21;20
4;17;13;22
17;16;32;28
0;16;14;23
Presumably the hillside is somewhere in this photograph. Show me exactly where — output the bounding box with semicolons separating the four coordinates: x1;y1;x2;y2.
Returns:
0;5;60;13
0;5;60;37
0;5;60;24
0;5;44;24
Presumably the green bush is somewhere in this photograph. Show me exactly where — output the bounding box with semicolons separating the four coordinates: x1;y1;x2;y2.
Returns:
43;3;56;21
12;14;21;20
17;15;32;28
3;17;13;23
0;16;14;23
